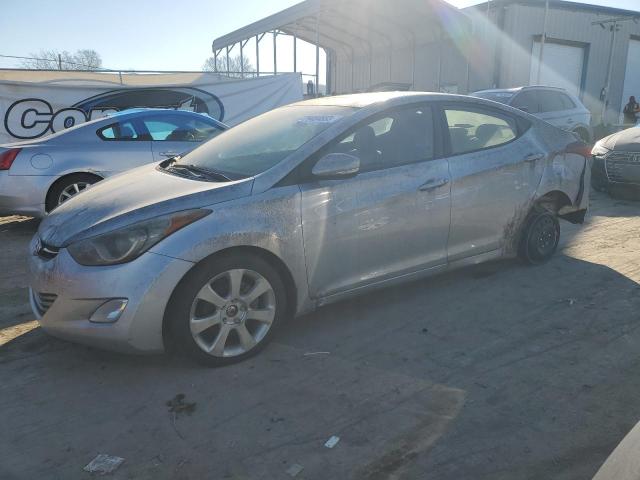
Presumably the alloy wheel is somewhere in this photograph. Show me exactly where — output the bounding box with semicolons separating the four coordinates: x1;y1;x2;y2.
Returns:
57;182;91;205
189;268;276;357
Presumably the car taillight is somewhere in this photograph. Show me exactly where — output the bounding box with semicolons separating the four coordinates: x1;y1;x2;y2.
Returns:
566;142;592;158
0;148;21;170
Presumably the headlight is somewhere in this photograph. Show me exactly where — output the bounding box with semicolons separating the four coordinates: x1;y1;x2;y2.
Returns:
591;141;610;158
68;209;210;266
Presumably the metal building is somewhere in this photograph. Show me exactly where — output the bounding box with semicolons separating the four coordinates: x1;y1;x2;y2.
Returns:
465;0;640;124
212;0;640;124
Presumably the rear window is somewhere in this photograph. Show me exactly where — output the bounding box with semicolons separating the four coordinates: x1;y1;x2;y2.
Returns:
445;108;518;155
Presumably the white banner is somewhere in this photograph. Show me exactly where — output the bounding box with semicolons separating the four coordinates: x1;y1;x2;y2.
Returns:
0;70;302;144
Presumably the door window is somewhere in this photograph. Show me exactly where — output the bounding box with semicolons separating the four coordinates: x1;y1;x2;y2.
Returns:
511;91;539;113
142;115;223;142
97;121;142;141
445;108;518;155
325;104;435;173
538;91;572;113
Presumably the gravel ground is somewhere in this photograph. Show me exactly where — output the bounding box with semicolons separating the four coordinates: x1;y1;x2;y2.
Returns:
1;191;639;480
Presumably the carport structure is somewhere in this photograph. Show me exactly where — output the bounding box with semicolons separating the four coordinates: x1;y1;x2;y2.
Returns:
212;0;472;95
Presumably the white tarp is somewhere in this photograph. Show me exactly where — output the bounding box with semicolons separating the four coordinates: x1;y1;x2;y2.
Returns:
0;70;302;144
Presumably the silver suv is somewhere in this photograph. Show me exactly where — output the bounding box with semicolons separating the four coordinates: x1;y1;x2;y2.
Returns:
472;86;592;143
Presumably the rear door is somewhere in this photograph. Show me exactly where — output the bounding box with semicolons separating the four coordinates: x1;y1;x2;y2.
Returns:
141;113;225;161
536;90;576;131
440;103;545;261
300;103;451;298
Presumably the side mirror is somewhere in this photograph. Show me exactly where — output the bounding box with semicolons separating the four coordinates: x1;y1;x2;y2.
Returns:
312;153;360;179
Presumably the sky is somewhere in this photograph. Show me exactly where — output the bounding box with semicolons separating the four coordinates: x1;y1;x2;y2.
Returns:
0;0;639;77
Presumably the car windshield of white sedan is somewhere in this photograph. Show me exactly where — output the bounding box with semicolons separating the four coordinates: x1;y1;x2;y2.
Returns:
178;105;357;177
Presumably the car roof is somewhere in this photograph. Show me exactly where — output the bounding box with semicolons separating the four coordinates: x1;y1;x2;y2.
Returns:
474;85;571;95
291;91;455;108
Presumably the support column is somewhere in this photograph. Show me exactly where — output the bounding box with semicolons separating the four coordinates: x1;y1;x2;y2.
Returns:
315;15;320;96
255;35;260;77
273;31;277;75
240;40;244;78
293;33;297;72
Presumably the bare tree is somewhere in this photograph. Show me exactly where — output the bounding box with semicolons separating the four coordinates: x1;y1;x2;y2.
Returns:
20;49;103;70
202;54;255;77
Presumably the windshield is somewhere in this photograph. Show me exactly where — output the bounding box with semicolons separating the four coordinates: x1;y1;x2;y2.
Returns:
176;105;357;177
473;91;515;105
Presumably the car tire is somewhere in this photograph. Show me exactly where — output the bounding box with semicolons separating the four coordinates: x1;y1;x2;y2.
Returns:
46;173;102;212
518;211;560;265
167;252;287;367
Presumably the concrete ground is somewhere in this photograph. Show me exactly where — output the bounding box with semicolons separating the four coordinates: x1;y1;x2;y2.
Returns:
1;190;639;480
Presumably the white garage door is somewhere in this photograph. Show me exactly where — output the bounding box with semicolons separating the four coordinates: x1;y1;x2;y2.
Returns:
530;41;584;96
622;39;640;119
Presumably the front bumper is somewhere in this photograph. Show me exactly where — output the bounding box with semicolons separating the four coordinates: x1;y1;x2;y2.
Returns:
27;237;194;353
0;172;52;217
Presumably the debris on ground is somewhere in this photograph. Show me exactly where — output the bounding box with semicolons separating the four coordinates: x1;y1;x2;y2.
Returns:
286;463;304;477
167;394;197;440
566;298;578;306
324;435;340;448
166;393;196;415
84;454;125;474
303;351;330;356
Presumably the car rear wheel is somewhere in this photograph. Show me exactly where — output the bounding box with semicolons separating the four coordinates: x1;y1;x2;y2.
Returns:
518;211;560;265
167;253;287;366
46;173;102;212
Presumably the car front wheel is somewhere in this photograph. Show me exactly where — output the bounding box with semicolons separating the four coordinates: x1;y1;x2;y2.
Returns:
167;253;287;366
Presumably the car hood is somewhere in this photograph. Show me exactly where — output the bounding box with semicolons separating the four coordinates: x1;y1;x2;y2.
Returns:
599;127;640;152
38;163;254;247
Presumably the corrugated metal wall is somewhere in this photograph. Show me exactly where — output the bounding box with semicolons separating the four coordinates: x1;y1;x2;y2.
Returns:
481;3;640;123
331;39;469;94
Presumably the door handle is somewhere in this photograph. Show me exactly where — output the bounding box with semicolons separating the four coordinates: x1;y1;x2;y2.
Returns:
418;177;449;191
524;153;544;163
159;151;179;157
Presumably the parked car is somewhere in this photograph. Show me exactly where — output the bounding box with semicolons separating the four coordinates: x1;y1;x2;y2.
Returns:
28;92;591;366
472;86;592;143
0;109;227;217
591;126;640;197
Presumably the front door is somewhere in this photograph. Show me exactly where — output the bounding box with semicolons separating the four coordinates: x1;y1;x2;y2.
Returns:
139;113;224;161
299;103;451;298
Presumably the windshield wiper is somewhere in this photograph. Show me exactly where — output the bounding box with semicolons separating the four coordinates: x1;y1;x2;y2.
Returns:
166;163;231;182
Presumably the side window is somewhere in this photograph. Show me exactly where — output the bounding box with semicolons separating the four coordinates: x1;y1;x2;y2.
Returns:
142;115;222;142
511;91;539;114
97;121;141;141
538;91;565;113
445;108;518;155
325;105;435;173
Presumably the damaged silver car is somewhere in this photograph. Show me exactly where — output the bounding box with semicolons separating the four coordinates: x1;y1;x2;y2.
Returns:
28;92;591;366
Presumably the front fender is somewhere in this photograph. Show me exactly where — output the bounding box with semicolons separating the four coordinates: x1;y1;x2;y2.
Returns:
149;186;313;315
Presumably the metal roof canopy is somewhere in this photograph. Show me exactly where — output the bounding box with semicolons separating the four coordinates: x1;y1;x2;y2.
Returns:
211;0;471;93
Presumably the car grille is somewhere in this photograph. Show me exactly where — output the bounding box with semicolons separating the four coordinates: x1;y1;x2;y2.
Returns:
605;151;640;184
31;290;58;316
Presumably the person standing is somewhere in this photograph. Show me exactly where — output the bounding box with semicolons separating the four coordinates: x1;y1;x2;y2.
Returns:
623;96;640;125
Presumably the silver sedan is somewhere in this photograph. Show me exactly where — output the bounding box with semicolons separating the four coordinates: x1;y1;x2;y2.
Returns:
28;92;591;366
0;109;227;217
